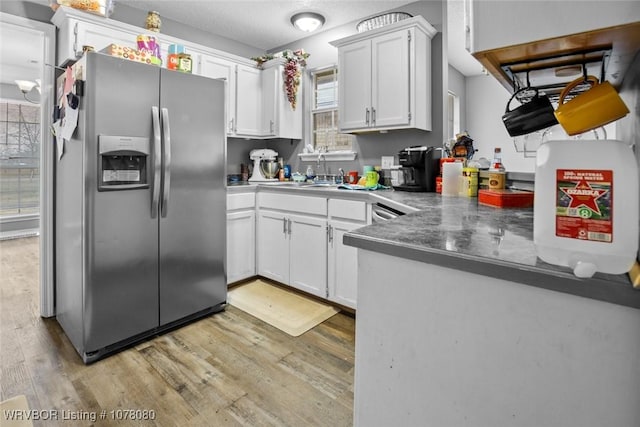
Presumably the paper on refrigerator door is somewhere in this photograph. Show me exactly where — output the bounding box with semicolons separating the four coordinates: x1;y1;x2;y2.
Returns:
52;120;64;161
61;103;78;142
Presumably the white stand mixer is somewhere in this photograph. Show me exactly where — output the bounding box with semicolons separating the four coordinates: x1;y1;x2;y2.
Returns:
249;148;279;182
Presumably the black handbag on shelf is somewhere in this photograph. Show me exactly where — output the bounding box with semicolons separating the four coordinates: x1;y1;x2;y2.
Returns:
502;87;558;137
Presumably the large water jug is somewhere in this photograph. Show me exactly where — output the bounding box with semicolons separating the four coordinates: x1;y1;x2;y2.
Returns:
534;139;639;278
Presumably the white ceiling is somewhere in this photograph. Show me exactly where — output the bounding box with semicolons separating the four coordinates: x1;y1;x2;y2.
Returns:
115;0;482;74
0;0;483;87
0;23;43;86
118;0;418;51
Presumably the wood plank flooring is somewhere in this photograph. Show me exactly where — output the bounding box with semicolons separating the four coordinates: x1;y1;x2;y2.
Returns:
0;237;355;426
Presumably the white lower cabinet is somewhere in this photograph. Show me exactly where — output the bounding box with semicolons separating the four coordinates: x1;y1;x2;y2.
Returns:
256;193;369;308
288;214;327;297
257;193;328;298
327;199;370;309
327;220;360;309
227;193;256;284
257;210;327;298
256;210;290;284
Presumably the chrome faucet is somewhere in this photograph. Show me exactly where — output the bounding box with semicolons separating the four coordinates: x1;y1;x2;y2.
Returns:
338;168;345;184
317;151;327;177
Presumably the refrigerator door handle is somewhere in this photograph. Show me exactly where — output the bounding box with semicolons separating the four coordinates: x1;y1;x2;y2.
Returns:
151;106;161;218
161;107;172;217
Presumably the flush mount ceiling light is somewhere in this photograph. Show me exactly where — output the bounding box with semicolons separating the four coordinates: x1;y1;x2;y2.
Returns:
356;12;412;32
15;80;39;104
291;12;325;33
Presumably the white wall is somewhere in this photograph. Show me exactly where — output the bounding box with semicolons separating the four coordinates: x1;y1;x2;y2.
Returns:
616;53;640;262
448;64;466;134
465;74;535;172
109;4;263;59
0;2;263;59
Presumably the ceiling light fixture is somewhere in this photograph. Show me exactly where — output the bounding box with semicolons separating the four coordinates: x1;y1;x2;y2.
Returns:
291;12;325;33
15;80;39;104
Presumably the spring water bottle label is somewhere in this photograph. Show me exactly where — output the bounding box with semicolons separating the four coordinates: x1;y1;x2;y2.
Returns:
556;169;612;242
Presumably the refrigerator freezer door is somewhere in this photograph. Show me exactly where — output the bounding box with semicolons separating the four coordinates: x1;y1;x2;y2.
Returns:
158;70;227;325
83;54;161;352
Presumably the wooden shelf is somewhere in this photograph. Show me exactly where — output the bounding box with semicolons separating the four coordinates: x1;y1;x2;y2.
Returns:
472;22;640;100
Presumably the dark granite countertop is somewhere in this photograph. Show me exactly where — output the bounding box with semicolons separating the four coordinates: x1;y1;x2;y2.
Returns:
227;183;639;309
344;194;639;310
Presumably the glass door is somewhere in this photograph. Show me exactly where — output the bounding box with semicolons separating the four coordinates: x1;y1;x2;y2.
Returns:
0;13;56;317
0;101;40;219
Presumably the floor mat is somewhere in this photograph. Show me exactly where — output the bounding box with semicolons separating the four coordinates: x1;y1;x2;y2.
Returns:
0;395;33;426
227;279;339;337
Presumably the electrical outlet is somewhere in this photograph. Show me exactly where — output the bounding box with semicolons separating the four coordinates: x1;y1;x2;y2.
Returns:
381;156;394;170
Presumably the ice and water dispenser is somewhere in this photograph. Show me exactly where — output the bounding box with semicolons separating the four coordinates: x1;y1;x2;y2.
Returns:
98;135;150;191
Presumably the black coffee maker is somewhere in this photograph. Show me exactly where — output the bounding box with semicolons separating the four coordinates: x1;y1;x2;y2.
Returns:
393;146;441;192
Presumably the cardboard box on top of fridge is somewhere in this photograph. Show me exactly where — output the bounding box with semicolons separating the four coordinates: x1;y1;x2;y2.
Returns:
168;44;186;55
54;0;114;17
101;44;161;66
167;44;192;73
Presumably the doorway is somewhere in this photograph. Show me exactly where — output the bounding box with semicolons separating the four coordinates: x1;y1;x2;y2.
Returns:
0;12;55;317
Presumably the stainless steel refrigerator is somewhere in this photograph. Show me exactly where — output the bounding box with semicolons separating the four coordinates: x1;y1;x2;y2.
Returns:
55;52;226;363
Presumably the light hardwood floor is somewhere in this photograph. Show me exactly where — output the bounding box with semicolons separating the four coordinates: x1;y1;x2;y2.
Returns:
0;237;355;426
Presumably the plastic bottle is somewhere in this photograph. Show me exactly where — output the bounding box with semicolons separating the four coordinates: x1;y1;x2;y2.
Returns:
490;147;505;171
441;161;463;197
278;157;284;181
489;147;506;189
462;167;479;197
533;139;639;278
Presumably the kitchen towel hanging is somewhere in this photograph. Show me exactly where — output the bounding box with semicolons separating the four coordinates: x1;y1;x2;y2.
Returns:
502;87;558;137
554;75;629;136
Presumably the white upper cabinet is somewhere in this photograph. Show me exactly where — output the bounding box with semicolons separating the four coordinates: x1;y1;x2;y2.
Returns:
261;60;303;140
235;65;263;137
468;0;640;53
331;16;437;133
371;30;411;128
337;39;371;131
199;55;237;135
52;6;238;68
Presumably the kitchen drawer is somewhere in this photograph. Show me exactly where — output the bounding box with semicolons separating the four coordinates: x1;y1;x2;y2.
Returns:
227;192;255;211
258;193;327;216
329;199;368;222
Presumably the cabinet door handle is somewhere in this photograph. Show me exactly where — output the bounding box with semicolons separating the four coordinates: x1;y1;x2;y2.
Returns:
372;107;376;125
328;225;333;244
229;118;234;132
287;219;292;235
365;108;370;125
270;120;274;134
283;217;287;235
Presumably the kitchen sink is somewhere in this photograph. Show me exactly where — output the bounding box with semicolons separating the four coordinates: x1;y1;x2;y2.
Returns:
308;181;339;187
262;181;340;188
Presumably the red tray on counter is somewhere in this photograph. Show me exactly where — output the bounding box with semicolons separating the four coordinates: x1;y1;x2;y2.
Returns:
478;189;534;208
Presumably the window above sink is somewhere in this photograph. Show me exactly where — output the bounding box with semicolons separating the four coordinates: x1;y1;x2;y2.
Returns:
304;66;356;161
